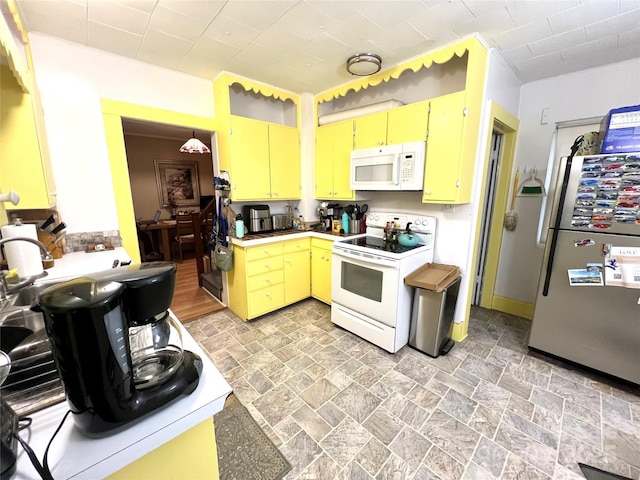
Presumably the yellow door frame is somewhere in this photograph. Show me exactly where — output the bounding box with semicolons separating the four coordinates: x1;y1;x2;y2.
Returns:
478;102;521;312
101;99;217;263
451;101;520;342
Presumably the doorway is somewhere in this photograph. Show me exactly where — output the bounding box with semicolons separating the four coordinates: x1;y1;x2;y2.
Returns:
473;131;503;304
474;105;520;313
120;118;215;261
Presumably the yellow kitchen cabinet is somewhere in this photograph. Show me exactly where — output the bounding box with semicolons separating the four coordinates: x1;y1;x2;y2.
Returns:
387;101;430;145
214;73;301;202
315;120;354;200
107;420;219;480
227;242;285;321
422;91;467;204
353;101;430;149
283;238;310;305
0;65;56;209
227;115;270;201
353;111;387;149
311;238;333;304
226;116;300;201
269;123;301;200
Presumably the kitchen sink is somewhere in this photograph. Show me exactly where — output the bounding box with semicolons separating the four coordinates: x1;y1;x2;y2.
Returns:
7;281;56;307
0;306;45;333
0;284;64;416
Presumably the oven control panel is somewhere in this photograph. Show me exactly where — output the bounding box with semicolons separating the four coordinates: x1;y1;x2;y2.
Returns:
365;211;436;233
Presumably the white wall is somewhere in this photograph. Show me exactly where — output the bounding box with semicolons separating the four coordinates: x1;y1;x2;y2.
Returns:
495;57;640;303
28;34;215;234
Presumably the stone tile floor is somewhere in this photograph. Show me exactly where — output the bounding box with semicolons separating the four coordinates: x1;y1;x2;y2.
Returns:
185;299;640;479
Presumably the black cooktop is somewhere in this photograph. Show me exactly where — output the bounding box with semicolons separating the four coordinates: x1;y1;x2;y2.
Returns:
340;235;425;254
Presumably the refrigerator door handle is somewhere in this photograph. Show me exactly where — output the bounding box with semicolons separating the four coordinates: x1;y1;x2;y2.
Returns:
542;135;583;296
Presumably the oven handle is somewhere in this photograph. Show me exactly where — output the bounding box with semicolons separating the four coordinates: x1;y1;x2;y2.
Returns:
337;306;385;332
332;248;398;268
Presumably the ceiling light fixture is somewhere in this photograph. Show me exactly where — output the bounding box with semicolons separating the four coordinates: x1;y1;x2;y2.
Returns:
346;53;382;76
180;131;211;154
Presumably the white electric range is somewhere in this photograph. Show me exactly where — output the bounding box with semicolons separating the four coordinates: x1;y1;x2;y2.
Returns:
331;211;436;353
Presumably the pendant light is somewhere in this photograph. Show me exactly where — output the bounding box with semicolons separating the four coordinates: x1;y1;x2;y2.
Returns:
180;131;210;154
346;53;382;76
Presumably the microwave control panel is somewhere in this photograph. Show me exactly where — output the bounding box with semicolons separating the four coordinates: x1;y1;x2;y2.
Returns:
401;153;415;184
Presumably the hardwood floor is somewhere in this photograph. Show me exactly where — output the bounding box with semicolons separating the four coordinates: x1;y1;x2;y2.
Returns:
170;257;226;323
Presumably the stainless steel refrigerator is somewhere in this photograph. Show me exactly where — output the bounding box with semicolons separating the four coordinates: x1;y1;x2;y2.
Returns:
529;152;640;385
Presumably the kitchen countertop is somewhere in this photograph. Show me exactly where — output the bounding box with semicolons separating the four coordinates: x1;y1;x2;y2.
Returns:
14;247;233;479
230;228;362;247
35;247;133;284
14;312;232;480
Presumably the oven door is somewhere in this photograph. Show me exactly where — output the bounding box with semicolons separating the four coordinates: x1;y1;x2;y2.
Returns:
331;247;400;326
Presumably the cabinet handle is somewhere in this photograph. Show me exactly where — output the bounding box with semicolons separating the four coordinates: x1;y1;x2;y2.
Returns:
266;292;270;297
273;191;278;196
425;189;431;195
328;191;332;195
379;140;383;145
286;259;291;263
333;192;337;195
265;278;270;283
265;263;269;268
264;249;269;253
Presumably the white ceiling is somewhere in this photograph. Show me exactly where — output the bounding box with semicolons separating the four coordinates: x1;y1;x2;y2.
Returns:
13;0;640;96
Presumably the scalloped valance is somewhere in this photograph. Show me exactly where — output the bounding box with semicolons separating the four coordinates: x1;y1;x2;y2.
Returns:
1;0;30;92
218;72;299;105
316;39;475;104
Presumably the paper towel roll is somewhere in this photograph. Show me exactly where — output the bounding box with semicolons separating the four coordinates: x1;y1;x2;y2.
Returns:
1;223;44;277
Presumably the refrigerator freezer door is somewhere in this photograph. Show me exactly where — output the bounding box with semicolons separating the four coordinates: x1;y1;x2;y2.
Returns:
558;154;640;236
530;229;640;384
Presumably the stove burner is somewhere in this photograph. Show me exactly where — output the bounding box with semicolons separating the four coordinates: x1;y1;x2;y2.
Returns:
340;236;425;254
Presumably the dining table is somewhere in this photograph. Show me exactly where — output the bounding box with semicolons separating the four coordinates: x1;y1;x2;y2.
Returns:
137;219;177;261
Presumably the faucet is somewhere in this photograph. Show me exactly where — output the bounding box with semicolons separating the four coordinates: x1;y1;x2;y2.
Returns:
0;236;53;304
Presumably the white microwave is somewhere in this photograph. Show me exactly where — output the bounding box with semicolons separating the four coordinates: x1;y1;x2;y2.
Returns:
350;141;426;191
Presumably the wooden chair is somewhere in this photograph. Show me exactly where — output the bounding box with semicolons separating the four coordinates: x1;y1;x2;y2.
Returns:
173;214;195;262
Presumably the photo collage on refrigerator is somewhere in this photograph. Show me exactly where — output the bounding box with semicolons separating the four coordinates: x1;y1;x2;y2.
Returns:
573;154;640;229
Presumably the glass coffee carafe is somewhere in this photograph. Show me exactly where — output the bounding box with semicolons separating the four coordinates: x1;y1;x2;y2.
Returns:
128;312;184;390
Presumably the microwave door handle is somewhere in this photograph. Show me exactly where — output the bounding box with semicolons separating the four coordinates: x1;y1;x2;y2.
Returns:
393;154;401;185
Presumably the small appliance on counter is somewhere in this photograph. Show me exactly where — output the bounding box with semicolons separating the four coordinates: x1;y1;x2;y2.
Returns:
317;203;342;231
272;213;292;231
242;205;273;234
35;262;202;437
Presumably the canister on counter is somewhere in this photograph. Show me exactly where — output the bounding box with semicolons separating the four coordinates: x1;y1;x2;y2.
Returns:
235;214;244;238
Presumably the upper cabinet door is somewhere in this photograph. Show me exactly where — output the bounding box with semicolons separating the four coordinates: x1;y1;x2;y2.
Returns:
0;65;56;210
269;124;300;200
314;124;335;199
331;120;355;200
353;111;388;150
387;101;429;145
229;116;270;201
315;120;354;200
423;91;466;203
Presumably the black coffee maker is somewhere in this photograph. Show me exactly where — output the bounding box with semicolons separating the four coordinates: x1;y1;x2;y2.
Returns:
36;262;202;437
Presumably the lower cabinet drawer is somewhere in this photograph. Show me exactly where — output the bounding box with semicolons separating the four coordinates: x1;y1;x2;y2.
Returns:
247;255;283;276
247;270;284;292
248;284;285;319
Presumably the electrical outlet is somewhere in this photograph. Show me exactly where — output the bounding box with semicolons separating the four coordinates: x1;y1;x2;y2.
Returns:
442;204;456;213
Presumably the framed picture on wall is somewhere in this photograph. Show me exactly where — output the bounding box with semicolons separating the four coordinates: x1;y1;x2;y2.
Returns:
154;160;200;207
